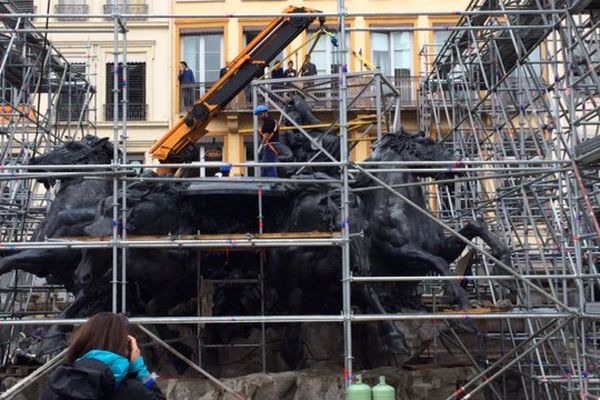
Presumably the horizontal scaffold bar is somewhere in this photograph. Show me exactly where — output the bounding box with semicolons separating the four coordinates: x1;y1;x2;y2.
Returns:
0;232;344;250
0;311;582;326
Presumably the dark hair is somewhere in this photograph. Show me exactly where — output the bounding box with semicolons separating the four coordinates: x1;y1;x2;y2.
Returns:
180;61;188;68
288;60;293;65
65;312;129;363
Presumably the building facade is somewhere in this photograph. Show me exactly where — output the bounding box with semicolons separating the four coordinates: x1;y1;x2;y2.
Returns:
31;0;469;170
171;0;469;173
33;0;172;165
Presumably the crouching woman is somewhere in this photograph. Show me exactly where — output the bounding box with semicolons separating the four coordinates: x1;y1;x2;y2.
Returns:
41;312;165;400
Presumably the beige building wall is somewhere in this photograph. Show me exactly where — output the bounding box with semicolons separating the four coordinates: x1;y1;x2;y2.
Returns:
171;0;468;172
34;1;469;168
33;0;173;163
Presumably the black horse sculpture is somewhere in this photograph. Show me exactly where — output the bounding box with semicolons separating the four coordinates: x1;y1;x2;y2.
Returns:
359;132;510;306
269;131;511;367
0;130;511;373
0;135;115;291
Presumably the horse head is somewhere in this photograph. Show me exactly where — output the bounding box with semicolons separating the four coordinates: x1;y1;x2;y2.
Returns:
370;129;456;179
30;135;115;189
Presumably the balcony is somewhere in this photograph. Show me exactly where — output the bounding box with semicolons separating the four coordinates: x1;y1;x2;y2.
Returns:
103;3;148;20
179;74;419;114
54;3;89;21
104;103;147;121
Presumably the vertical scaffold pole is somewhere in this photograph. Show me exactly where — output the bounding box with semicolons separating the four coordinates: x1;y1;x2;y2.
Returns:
121;0;129;313
111;0;120;313
338;0;352;393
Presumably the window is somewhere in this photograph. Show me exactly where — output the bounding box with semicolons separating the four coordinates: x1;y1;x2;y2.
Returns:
57;63;88;122
371;31;412;78
433;30;453;54
311;32;350;75
244;28;285;67
55;0;88;20
181;32;223;86
371;31;413;101
105;62;146;121
11;1;34;13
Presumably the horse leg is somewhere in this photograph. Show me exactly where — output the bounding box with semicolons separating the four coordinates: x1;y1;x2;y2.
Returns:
0;249;57;277
439;221;511;269
398;244;471;309
281;286;304;369
353;285;409;355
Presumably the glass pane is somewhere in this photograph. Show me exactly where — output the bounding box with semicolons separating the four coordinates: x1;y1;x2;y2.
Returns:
372;32;389;52
372;33;391;76
434;30;452;47
392;32;411;71
312;35;327;74
204;35;221;53
527;45;542;76
394;50;410;70
181;36;200;82
203;35;222;82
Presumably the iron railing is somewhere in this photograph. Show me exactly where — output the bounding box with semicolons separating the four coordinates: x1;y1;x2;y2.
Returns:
54;3;89;21
104;103;147;121
179;75;419;113
103;3;148;19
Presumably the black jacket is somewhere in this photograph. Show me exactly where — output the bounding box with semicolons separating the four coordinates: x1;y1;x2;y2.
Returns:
40;359;165;400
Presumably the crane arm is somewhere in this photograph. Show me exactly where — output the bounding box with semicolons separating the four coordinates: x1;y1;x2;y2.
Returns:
150;6;323;163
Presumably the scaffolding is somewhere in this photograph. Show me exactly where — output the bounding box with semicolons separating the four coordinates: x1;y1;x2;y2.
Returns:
2;0;600;399
419;0;600;398
0;0;95;369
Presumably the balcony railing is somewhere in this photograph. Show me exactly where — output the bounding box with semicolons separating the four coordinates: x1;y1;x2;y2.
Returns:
54;3;89;21
103;3;148;19
179;75;419;113
104;103;147;121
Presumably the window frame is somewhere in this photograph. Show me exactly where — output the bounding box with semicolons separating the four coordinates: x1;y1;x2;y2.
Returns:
180;33;224;86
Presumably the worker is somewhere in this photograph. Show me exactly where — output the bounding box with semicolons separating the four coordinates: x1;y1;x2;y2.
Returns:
178;61;195;109
271;63;285;92
255;105;280;178
300;55;317;76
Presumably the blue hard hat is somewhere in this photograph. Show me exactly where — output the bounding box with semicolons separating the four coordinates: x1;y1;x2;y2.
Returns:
220;164;232;173
254;105;268;115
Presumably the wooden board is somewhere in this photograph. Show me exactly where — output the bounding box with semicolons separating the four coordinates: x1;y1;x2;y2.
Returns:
59;231;342;242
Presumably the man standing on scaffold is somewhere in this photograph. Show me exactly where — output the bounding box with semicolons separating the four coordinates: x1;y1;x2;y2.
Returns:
255;105;282;178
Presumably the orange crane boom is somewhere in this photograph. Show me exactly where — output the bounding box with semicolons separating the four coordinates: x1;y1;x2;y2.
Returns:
150;6;323;166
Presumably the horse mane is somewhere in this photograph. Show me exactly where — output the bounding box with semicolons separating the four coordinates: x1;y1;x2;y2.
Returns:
80;136;116;165
372;129;434;161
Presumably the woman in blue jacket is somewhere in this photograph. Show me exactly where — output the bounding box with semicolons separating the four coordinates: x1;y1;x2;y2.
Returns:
41;312;165;400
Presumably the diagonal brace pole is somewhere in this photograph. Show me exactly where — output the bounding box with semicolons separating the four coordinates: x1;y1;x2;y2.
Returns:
137;324;247;400
446;318;571;400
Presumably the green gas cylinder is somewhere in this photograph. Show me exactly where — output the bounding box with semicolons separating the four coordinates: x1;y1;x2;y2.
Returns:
372;376;395;400
348;374;371;400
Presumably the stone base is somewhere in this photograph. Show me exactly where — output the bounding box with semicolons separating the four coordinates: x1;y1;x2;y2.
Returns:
162;364;485;400
3;364;484;400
